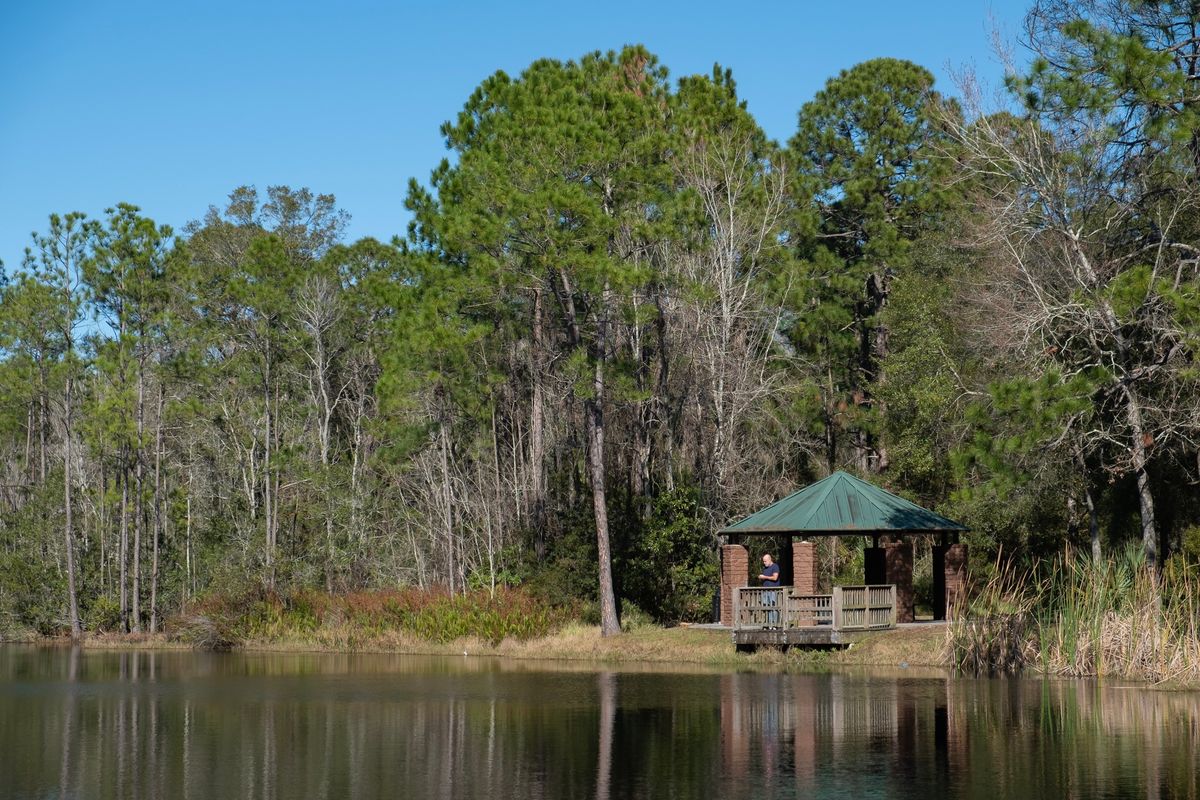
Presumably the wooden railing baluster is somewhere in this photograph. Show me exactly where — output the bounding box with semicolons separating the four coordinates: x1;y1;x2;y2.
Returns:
732;585;897;634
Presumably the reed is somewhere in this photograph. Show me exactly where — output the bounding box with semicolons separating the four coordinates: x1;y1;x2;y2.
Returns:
944;553;1038;675
947;547;1200;683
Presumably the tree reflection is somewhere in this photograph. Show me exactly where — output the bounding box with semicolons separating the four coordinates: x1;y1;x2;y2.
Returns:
0;648;1195;799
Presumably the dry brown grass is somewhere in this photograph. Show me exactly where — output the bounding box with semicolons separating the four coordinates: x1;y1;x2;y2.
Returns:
50;632;192;651
50;621;953;673
240;622;768;667
835;624;949;668
947;549;1200;684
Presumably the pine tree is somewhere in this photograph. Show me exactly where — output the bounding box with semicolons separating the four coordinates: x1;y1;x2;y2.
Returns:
789;58;951;474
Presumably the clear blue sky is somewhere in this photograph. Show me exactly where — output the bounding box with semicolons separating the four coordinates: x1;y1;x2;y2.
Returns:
1;0;1030;271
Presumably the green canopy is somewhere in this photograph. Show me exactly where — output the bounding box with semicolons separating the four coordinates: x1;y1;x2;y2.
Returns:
720;471;968;536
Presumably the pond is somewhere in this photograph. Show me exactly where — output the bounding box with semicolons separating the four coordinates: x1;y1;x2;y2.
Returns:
0;646;1196;799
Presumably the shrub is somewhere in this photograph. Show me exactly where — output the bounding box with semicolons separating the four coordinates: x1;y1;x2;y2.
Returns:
619;485;718;624
167;614;238;651
83;595;122;633
619;601;655;632
174;585;573;647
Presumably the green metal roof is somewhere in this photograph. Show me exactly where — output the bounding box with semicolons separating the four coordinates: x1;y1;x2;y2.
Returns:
720;471;968;535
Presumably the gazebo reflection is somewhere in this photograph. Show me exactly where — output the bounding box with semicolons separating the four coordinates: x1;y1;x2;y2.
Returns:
715;670;967;795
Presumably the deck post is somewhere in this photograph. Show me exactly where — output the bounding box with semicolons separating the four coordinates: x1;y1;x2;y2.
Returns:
944;543;968;620
884;541;915;623
792;541;817;595
832;587;843;630
720;544;749;626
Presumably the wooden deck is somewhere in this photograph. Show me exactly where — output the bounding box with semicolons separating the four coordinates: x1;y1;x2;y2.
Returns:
732;585;897;649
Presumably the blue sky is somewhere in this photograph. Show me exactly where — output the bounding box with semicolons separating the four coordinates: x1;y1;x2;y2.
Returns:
1;0;1029;271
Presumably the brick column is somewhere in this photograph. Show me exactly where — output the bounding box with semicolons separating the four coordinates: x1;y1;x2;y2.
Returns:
943;543;968;620
884;541;915;623
792;541;817;595
720;544;749;627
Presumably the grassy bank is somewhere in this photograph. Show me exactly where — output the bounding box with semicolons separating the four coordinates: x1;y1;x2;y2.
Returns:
3;583;951;672
52;622;949;673
250;623;765;667
163;586;951;669
947;549;1200;684
174;585;782;666
17;564;1200;684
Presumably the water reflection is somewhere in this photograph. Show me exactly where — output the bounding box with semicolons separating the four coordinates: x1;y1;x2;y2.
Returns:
0;646;1197;799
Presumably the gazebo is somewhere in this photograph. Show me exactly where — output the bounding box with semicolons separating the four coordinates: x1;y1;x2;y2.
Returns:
718;471;968;641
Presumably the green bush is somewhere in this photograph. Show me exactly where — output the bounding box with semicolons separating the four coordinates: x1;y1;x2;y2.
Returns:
619;601;655;631
83;595;122;633
1181;525;1200;565
0;552;66;636
619;485;719;624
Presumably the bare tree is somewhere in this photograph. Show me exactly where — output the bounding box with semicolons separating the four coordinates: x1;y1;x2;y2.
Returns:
295;275;351;589
946;77;1200;569
672;125;792;508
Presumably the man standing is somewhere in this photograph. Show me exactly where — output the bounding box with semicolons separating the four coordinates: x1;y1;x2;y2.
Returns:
758;553;781;625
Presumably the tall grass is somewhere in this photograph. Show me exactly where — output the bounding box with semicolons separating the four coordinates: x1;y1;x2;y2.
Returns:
945;554;1037;675
169;586;573;650
947;546;1200;683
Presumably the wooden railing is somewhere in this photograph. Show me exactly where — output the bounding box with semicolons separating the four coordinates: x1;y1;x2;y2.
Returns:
831;585;897;631
733;585;896;631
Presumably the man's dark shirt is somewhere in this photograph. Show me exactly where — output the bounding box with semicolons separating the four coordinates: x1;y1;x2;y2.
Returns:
761;563;780;587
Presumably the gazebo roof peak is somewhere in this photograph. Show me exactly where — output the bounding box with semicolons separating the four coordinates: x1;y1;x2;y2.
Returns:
720;471;968;536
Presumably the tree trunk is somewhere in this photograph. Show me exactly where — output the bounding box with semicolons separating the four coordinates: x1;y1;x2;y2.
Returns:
23;400;33;481
63;371;81;640
185;479;193;605
119;466;129;631
263;355;274;587
273;385;282;577
553;265;619;635
653;290;673;491
1086;485;1101;564
1124;389;1159;570
1072;449;1101;562
824;369;838;475
854;270;891;474
349;397;366;549
528;289;548;555
150;385;163;634
587;361;620;637
630;308;652;517
489;405;503;596
39;380;47;483
311;314;336;592
98;463;107;593
132;365;144;633
439;418;456;594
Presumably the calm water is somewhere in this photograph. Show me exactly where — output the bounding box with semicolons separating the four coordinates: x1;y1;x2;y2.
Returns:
1;646;1197;799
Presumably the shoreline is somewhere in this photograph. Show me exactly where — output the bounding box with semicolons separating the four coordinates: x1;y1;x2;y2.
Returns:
9;625;1197;687
4;622;952;672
